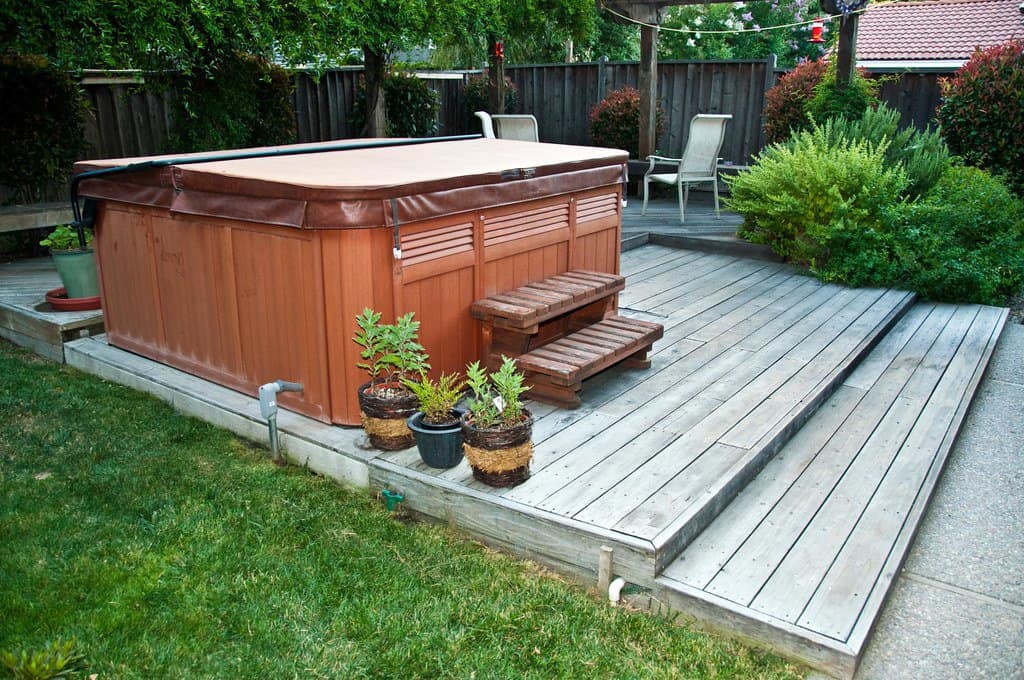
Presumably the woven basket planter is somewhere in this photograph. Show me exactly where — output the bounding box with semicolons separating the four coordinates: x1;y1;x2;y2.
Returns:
460;409;533;487
358;381;418;450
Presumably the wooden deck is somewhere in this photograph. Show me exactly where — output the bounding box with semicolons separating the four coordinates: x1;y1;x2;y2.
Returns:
0;257;104;361
653;301;1007;677
371;246;915;575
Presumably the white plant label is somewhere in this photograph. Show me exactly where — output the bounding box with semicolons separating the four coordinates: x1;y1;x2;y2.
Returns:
493;395;506;412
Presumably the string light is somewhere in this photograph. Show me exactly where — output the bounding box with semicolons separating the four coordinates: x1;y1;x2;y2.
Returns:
599;1;882;36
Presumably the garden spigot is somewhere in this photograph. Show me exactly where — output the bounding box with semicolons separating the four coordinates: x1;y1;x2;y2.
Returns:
258;380;304;465
381;489;404;512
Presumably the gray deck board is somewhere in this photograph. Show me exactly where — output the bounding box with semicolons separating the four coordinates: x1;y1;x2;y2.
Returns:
0;257;104;361
655;300;1007;674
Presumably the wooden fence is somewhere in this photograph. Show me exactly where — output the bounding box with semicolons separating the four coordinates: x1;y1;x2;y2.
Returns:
73;63;945;165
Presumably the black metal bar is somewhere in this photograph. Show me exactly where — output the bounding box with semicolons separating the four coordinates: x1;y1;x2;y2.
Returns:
68;134;483;248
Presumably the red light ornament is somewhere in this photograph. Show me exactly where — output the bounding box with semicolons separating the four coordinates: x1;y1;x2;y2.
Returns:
493;42;505;59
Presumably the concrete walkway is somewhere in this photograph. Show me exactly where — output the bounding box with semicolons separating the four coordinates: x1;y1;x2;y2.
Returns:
848;322;1024;679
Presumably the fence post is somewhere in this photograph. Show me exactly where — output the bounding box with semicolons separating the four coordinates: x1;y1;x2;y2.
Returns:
597;56;608;102
763;53;779;94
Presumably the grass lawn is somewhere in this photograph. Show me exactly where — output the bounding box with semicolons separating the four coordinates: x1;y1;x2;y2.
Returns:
0;340;803;679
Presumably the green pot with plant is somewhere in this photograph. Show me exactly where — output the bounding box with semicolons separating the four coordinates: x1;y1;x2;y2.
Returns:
461;358;533;487
40;225;100;299
352;308;430;450
403;372;466;468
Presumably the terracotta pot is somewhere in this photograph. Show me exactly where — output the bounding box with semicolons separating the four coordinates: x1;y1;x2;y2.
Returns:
460;409;533;487
357;381;417;450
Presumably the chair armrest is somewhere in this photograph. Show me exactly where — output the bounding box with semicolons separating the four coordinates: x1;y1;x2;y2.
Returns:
644;155;681;175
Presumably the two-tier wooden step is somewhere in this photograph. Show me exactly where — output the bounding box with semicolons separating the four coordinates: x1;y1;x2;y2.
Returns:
471;269;663;408
517;315;664;408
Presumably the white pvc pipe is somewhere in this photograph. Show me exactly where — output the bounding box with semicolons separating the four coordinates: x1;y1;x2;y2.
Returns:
608;577;627;604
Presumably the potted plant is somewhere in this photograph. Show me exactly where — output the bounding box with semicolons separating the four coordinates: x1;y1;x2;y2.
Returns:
461;357;533;487
403;372;466;468
352;308;430;450
39;225;100;301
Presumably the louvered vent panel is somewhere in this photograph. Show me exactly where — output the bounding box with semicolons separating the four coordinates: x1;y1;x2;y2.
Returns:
484;204;570;248
576;193;618;223
401;222;474;266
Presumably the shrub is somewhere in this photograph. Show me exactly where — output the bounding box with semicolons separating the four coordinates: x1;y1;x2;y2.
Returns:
820;166;1024;304
817;105;950;198
762;58;879;145
938;39;1024;194
726;120;907;266
589;86;665;158
402;372;465;425
350;72;440;137
805;64;880;125
352;308;430;392
0;53;89;204
168;53;296;152
763;58;829;145
463;74;518;115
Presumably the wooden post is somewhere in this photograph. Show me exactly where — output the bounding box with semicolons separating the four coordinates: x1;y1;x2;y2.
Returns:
488;36;506;114
597;55;608;103
638;24;659;159
598;545;614;593
835;14;860;87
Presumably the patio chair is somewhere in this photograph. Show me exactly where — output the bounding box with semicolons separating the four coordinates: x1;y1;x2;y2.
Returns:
641;114;732;223
475;111;539;142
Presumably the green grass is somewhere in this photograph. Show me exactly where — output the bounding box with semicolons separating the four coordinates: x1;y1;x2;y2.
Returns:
0;340;803;679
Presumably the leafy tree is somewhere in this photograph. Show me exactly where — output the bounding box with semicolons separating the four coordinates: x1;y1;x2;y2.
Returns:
658;1;825;68
0;0;352;72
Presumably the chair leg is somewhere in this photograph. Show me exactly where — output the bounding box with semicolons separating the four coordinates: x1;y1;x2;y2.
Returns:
677;181;685;223
713;176;721;219
642;177;650;216
681;182;690;223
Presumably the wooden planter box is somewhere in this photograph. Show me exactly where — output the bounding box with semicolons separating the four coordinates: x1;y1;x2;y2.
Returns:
75;139;627;425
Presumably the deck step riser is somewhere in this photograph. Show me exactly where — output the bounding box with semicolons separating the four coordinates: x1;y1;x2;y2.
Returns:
649;290;918;574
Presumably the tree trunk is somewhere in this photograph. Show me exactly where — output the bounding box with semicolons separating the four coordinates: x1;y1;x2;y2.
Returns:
361;46;388;137
487;35;506;114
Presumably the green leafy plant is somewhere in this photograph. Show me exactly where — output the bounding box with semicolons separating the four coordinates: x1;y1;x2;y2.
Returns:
39;225;92;251
938;38;1024;194
820;165;1024;305
0;53;89;204
350;72;440;138
589;86;665;159
727;120;907;266
1;638;84;680
402;372;465;424
762;58;879;145
462;74;518;115
352;309;430;393
167;52;296;153
815;105;951;198
804;64;881;126
465;357;530;429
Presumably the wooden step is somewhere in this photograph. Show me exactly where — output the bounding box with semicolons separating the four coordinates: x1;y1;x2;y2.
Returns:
517;315;664;408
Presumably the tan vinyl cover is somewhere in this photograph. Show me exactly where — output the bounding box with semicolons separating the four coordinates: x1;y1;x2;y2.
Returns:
75;138;628;230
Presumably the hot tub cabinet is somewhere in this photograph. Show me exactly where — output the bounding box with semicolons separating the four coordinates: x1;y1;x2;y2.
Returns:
75;139;628;425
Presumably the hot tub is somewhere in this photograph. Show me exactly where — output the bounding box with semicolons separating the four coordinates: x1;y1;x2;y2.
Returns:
74;138;628;425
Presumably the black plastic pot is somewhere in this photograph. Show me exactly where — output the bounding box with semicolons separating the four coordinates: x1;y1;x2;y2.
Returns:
407;410;465;469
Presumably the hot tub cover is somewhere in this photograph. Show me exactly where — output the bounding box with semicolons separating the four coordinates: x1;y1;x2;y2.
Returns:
74;138;629;230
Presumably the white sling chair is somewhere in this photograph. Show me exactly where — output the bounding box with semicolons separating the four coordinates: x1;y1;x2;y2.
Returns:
641;114;732;223
475;111;539;142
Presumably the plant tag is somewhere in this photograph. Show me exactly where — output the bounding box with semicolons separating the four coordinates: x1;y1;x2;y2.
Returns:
493;395;506;412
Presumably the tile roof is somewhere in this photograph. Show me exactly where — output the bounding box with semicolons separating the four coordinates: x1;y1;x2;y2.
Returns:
855;0;1024;60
